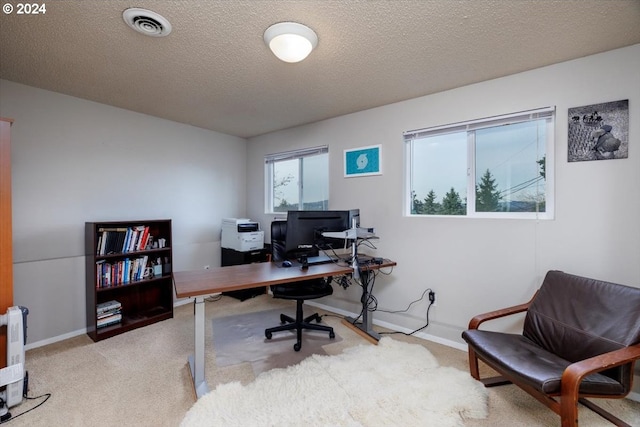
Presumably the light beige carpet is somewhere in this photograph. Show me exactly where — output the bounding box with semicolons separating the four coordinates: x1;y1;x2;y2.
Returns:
10;294;640;426
212;308;342;376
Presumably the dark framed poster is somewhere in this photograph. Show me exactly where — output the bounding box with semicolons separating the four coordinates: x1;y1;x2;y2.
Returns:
568;100;628;162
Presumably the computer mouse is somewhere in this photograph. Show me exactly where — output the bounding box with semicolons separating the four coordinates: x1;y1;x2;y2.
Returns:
281;260;292;268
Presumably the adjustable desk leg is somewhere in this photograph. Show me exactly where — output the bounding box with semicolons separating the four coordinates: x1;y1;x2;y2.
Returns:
187;296;210;398
360;293;380;339
343;270;381;342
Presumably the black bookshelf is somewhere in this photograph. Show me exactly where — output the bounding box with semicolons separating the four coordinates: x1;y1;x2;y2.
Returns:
85;219;174;342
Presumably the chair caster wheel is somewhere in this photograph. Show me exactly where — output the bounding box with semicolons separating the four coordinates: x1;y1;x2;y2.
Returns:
315;316;322;323
329;331;335;339
265;331;272;339
280;314;287;324
294;343;301;352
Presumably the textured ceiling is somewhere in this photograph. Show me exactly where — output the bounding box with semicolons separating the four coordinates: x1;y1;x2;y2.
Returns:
1;1;639;138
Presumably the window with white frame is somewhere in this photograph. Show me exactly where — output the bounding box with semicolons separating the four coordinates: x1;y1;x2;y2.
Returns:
404;107;554;218
265;146;329;213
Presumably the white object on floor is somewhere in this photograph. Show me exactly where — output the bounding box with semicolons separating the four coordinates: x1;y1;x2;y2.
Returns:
181;337;488;427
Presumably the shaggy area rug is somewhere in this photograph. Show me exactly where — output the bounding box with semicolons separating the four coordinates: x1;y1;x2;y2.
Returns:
181;337;488;427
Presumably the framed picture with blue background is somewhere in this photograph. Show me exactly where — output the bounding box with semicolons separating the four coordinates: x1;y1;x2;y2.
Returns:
344;144;382;177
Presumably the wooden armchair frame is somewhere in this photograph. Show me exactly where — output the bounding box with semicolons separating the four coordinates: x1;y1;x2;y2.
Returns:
467;293;640;427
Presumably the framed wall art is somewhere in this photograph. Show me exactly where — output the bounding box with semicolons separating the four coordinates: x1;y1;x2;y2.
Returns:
344;144;382;177
568;99;629;162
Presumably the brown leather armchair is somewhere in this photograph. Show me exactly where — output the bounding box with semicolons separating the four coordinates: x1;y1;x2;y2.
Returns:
462;270;640;427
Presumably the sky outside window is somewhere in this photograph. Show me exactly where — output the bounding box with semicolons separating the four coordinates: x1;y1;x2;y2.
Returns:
273;153;328;208
412;120;546;206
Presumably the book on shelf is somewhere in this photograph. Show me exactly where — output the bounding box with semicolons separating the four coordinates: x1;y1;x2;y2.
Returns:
96;225;161;256
97;313;122;328
97;227;128;255
122;228;131;253
97;299;122;328
97;299;121;313
127;228;139;252
123;258;129;284
125;225;142;252
97;308;121;319
136;226;150;251
95;254;151;288
114;230;126;253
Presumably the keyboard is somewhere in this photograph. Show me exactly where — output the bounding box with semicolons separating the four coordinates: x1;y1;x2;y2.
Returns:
306;254;336;265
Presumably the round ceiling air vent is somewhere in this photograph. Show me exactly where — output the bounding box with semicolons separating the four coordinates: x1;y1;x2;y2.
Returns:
122;8;172;37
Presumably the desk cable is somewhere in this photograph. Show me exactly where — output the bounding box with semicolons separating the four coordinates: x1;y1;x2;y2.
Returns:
0;391;51;423
346;265;379;325
377;287;435;336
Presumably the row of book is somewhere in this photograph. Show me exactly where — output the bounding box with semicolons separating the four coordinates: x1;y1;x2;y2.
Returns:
97;225;160;256
96;255;153;288
97;300;122;328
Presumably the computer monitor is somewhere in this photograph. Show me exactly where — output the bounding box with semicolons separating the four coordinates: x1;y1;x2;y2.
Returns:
285;209;359;260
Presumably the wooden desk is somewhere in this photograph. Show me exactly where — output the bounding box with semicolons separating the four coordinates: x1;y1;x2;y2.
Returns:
174;261;353;398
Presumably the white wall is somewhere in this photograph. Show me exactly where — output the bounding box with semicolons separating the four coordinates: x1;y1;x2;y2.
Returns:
2;44;639;395
0;80;248;345
247;45;640;343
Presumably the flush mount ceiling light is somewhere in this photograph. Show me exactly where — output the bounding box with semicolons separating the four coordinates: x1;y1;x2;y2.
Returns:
263;22;318;63
123;8;172;37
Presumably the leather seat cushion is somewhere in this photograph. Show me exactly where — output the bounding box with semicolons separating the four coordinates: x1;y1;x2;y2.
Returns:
462;329;625;395
523;271;640;361
271;280;333;300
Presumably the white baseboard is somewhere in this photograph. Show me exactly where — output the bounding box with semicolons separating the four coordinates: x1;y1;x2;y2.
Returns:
306;300;465;350
25;299;191;351
25;328;86;351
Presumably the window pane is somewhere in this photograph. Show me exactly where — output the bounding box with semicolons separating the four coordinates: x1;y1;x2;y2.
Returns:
405;107;554;218
410;132;467;215
267;150;329;213
272;158;299;212
301;154;328;210
475;120;546;213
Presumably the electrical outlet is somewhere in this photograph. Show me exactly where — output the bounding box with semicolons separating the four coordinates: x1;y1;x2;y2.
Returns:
428;290;436;306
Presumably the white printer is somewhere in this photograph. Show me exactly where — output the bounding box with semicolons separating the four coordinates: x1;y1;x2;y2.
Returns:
221;218;264;252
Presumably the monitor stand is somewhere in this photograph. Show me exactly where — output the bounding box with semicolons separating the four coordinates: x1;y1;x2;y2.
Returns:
298;255;309;270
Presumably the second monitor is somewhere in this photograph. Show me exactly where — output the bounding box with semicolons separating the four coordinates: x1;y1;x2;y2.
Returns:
285;209;359;261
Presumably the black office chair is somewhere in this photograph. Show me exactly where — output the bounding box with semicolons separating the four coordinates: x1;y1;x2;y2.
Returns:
265;221;335;351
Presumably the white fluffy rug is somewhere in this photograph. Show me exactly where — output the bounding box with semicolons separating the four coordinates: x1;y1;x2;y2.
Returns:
181;337;488;427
